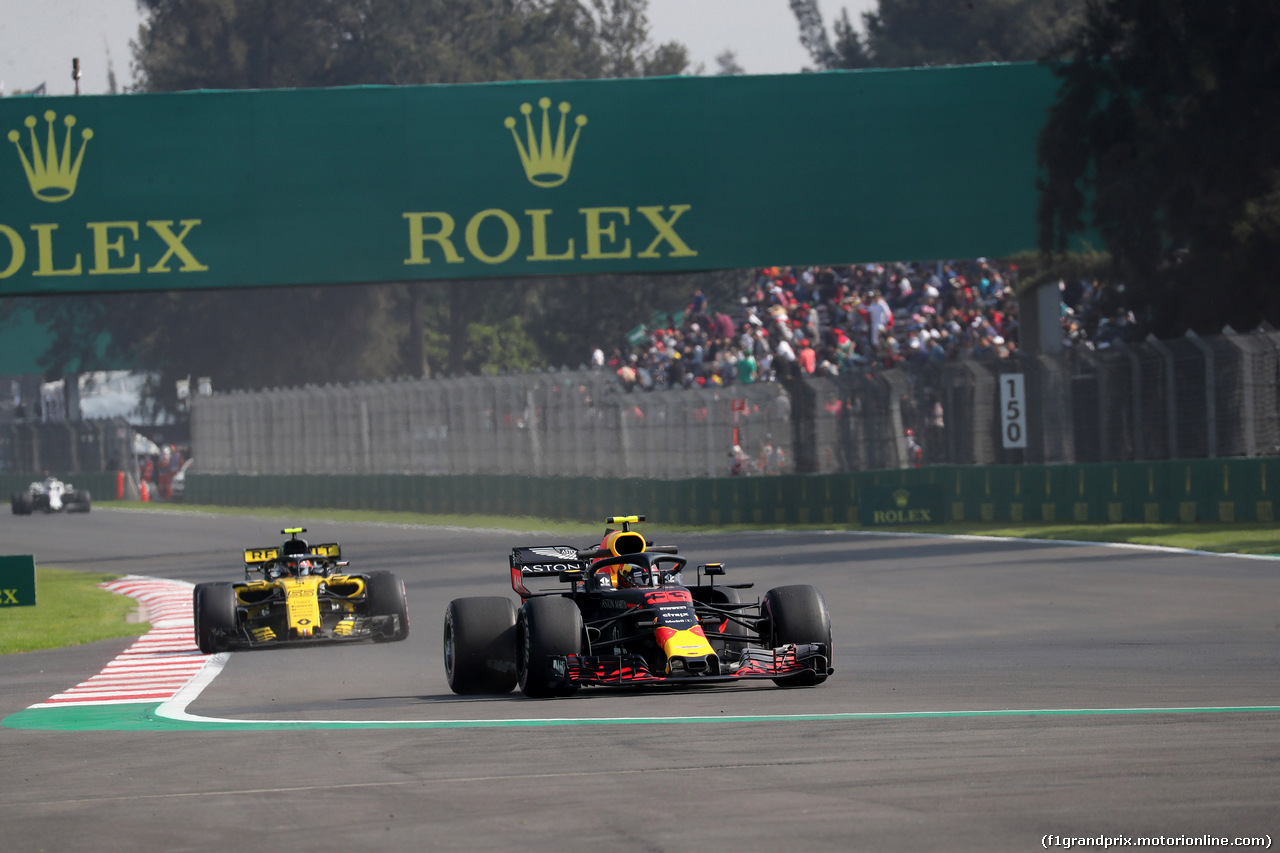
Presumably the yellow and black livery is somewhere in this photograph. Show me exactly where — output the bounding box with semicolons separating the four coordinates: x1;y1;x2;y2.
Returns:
193;528;409;652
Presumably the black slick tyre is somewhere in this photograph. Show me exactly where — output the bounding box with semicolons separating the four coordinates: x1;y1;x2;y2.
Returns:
443;597;518;695
11;494;32;515
365;571;410;642
193;582;238;654
68;490;91;513
762;584;832;687
516;596;583;698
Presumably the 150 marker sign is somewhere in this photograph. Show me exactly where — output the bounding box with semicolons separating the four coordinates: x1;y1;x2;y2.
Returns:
1000;373;1028;450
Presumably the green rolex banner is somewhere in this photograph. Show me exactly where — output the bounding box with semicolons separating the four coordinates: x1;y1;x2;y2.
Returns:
0;63;1058;296
0;555;37;607
859;485;944;526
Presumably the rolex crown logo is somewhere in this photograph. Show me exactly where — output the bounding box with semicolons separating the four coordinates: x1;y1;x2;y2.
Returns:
504;97;586;188
7;110;93;202
892;488;911;509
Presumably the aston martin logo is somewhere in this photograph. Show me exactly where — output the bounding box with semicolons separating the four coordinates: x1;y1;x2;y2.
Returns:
529;547;579;560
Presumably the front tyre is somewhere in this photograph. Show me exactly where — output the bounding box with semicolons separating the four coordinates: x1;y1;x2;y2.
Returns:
194;582;239;654
10;494;32;515
366;571;410;642
516;596;583;698
444;597;518;695
762;584;832;687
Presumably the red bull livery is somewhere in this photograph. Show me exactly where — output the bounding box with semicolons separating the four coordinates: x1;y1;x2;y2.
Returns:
443;515;833;698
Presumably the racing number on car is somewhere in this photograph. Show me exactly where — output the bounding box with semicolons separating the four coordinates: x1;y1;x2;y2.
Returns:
1000;373;1028;450
644;589;692;605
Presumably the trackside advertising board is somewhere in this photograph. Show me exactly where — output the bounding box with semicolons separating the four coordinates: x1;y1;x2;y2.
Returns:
0;555;37;606
859;485;944;526
0;63;1058;296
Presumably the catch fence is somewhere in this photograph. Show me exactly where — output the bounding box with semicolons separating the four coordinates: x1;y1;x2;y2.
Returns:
191;329;1280;479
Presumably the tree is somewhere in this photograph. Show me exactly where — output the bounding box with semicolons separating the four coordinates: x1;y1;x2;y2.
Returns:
792;0;1083;70
714;50;745;77
865;0;1084;66
790;0;872;70
1037;0;1280;336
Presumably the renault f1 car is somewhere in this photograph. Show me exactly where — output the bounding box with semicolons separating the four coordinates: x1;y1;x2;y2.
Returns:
443;515;833;698
193;528;410;653
10;476;91;514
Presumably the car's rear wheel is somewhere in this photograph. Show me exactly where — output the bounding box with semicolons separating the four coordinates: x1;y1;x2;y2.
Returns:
444;597;518;695
516;596;582;698
194;582;239;654
762;584;832;687
366;571;410;642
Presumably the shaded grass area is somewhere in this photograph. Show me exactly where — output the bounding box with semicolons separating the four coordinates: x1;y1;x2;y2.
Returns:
900;522;1280;556
111;502;1280;556
0;568;148;655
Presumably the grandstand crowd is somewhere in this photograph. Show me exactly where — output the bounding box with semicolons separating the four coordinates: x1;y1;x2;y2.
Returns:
593;259;1133;391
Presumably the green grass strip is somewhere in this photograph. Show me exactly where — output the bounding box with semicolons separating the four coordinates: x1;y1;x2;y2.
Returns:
0;569;148;655
6;702;1280;731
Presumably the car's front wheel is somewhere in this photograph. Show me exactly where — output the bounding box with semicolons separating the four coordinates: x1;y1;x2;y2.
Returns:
193;582;239;654
516;596;582;698
10;494;32;515
366;571;410;642
444;597;518;695
762;584;832;687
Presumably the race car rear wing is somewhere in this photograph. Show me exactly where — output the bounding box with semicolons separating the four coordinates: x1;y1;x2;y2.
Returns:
510;546;587;596
243;543;342;574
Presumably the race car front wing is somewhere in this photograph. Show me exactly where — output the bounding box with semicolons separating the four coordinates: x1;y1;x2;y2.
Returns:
563;643;830;686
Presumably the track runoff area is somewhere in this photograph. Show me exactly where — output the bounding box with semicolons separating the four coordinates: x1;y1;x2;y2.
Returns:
5;527;1280;732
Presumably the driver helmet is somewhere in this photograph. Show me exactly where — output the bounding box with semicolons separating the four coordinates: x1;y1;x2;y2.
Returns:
278;556;315;576
617;563;658;589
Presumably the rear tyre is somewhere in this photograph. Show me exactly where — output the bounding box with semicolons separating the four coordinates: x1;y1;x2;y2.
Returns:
762;584;832;687
516;596;583;698
366;571;410;642
10;494;32;515
194;582;239;654
443;597;518;695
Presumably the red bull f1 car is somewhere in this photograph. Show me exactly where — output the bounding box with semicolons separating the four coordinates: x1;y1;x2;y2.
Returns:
193;528;410;653
443;515;833;698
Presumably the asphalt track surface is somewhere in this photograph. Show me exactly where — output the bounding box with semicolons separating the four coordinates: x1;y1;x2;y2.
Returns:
1;509;1277;852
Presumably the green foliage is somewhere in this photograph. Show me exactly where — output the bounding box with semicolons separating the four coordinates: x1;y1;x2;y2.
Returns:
1037;0;1280;336
793;0;1082;70
133;0;687;91
0;569;146;655
865;0;1084;66
790;0;872;70
1003;248;1111;299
